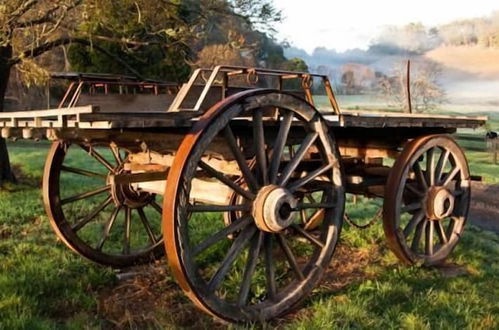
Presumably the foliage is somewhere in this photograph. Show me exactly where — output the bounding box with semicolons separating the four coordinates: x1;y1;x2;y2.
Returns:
65;0;288;79
195;43;256;68
230;0;282;34
187;0;286;72
0;0;286;82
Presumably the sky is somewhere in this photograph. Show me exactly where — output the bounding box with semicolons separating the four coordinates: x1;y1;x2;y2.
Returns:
273;0;499;53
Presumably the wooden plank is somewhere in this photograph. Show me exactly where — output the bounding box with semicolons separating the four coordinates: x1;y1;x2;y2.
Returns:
340;109;487;121
331;111;486;129
77;94;176;113
0;105;94;119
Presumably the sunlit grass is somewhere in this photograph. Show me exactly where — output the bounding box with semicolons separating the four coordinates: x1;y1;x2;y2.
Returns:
0;141;498;328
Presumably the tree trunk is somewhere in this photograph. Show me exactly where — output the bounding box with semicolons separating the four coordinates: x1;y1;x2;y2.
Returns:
0;45;16;185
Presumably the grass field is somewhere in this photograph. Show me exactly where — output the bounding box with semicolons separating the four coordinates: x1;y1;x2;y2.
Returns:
0;141;498;329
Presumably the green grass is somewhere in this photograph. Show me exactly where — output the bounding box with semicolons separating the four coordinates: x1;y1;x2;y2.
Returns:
466;151;499;184
0;141;498;329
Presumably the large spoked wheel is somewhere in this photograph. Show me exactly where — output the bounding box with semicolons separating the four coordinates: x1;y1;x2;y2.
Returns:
43;141;164;268
164;90;345;322
383;135;471;266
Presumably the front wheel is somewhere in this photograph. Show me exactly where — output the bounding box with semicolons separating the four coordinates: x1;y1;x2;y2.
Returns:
163;90;345;322
43;141;165;268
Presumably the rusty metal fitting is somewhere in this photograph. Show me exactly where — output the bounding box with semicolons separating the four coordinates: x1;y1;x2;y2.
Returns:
301;74;313;89
246;68;259;85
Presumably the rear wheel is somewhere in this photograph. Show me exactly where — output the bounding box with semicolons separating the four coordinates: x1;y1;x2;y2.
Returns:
383;135;471;266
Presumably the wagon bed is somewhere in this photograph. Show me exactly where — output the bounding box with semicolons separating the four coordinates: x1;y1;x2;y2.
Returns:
0;104;486;129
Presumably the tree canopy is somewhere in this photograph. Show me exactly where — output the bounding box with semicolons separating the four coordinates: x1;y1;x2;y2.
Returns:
0;0;295;185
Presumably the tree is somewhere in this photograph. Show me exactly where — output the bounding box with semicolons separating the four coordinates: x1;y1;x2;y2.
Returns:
195;43;256;68
0;0;85;184
0;0;283;185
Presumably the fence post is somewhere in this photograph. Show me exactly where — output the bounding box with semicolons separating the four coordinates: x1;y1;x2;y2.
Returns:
494;140;498;165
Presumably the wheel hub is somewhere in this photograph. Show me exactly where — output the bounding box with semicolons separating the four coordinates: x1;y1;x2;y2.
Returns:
108;172;154;208
426;186;455;220
253;185;297;233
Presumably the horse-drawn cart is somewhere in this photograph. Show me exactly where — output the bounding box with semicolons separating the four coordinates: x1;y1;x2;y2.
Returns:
0;66;486;322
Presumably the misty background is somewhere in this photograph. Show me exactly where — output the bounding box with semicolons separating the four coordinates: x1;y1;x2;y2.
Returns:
283;11;499;115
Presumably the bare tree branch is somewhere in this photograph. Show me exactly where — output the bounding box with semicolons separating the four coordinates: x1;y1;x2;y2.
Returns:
14;0;82;29
88;34;161;47
14;5;61;28
7;0;40;26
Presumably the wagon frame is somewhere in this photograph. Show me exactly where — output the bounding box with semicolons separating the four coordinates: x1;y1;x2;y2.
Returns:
0;65;487;322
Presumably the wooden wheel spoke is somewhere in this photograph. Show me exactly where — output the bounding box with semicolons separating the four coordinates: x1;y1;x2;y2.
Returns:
193;217;253;256
300;209;307;225
403;209;425;238
413;162;428;191
401;201;422;214
199;160;255;200
305;194;317;204
223;126;259;191
61;165;106;179
411;220;427;252
269;111;294;184
435;221;448;244
238;231;264;306
79;144;115;173
287;164;332;192
276;234;305;281
426;147;436;186
425;220;434;256
187;204;251;213
207;226;257;292
72;196;113;232
96;206;121;251
61;185;111;205
253;109;268;185
137;207;158;245
405;182;424;197
435;149;450;184
264;233;277;300
291;224;324;248
150;200;163;214
278;132;319;187
110;144;123;166
442;167;460;187
447;217;458;238
123;207;132;255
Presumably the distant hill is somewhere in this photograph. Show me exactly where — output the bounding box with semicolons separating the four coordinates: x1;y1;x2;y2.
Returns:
426;46;499;79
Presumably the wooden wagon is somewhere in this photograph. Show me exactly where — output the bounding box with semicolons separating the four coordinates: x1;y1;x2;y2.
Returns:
0;66;486;322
